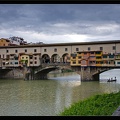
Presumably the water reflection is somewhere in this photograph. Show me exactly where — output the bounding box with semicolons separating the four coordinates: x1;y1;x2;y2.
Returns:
100;69;120;84
0;71;120;116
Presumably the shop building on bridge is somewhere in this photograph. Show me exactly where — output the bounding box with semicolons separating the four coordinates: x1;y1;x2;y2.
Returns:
0;40;120;68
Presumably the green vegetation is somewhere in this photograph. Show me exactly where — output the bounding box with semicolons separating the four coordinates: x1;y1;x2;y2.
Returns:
59;91;120;116
61;69;73;73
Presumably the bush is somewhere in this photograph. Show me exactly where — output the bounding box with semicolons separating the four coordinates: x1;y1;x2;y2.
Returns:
59;91;120;116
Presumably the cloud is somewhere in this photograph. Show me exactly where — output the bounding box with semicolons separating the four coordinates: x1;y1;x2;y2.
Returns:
0;4;120;43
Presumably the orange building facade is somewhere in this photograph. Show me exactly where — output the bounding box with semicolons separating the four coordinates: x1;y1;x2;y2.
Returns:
0;38;10;46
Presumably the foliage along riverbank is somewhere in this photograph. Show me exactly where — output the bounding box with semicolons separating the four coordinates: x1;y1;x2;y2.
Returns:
59;91;120;116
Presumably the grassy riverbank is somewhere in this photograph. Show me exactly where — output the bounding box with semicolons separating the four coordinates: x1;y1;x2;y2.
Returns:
59;91;120;116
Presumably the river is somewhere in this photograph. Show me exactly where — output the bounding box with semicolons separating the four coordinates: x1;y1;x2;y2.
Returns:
0;69;120;116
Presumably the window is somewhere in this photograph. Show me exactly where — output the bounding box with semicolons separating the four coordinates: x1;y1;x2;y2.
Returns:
78;56;81;59
113;46;116;50
65;48;68;51
34;57;37;60
0;55;1;58
34;49;37;52
6;50;9;53
117;62;120;64
54;48;57;52
15;50;18;53
30;61;33;64
76;48;79;51
72;57;76;59
30;56;33;59
96;52;101;54
73;61;76;64
15;62;18;64
96;56;101;59
44;49;47;52
91;52;94;54
25;49;27;52
6;55;9;59
103;55;107;58
26;57;28;59
35;61;37;64
109;55;114;58
88;47;91;51
22;57;24;59
100;47;103;51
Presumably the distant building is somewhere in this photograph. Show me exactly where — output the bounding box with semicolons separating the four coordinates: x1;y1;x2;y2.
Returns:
9;36;27;45
28;41;44;45
0;38;11;46
0;36;28;47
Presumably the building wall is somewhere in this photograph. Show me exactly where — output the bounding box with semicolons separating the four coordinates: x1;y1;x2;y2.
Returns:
0;41;120;67
0;38;10;46
41;46;72;58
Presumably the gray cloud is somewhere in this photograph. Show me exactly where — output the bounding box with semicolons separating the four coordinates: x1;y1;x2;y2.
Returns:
0;4;120;43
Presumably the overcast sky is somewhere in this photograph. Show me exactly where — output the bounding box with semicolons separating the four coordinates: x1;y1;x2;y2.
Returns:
0;4;120;43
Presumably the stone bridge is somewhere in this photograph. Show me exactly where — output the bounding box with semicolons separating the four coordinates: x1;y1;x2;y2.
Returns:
0;63;120;81
27;63;120;81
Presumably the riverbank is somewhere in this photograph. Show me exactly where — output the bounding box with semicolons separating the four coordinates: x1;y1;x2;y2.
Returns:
59;91;120;116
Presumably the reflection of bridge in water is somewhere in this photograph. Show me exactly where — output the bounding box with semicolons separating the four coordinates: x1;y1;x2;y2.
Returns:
26;63;120;81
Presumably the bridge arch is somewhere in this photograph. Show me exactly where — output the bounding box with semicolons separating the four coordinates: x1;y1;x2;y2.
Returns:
92;67;119;81
51;54;60;63
62;53;70;63
41;54;50;63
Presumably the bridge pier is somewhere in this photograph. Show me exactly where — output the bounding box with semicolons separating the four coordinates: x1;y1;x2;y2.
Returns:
35;73;48;80
80;67;99;81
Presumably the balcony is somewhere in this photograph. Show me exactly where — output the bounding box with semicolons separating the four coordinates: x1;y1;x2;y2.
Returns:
89;63;96;66
89;56;96;61
96;63;102;66
89;61;96;66
89;52;96;56
82;56;89;59
115;55;120;60
95;51;102;56
96;56;102;61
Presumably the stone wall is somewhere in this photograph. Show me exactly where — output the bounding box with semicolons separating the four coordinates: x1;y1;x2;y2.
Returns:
1;68;24;79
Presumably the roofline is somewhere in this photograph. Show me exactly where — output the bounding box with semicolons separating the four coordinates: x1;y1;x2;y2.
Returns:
0;40;120;48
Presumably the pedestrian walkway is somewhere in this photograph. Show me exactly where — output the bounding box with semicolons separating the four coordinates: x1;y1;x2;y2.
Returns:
112;106;120;116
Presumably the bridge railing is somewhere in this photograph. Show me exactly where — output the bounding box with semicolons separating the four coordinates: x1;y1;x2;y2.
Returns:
34;62;70;72
41;62;70;67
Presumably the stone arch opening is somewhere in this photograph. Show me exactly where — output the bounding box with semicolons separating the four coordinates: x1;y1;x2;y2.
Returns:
51;54;60;63
41;54;50;63
92;68;119;81
62;53;70;63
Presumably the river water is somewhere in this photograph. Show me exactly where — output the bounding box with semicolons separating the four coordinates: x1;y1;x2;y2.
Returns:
0;69;120;116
